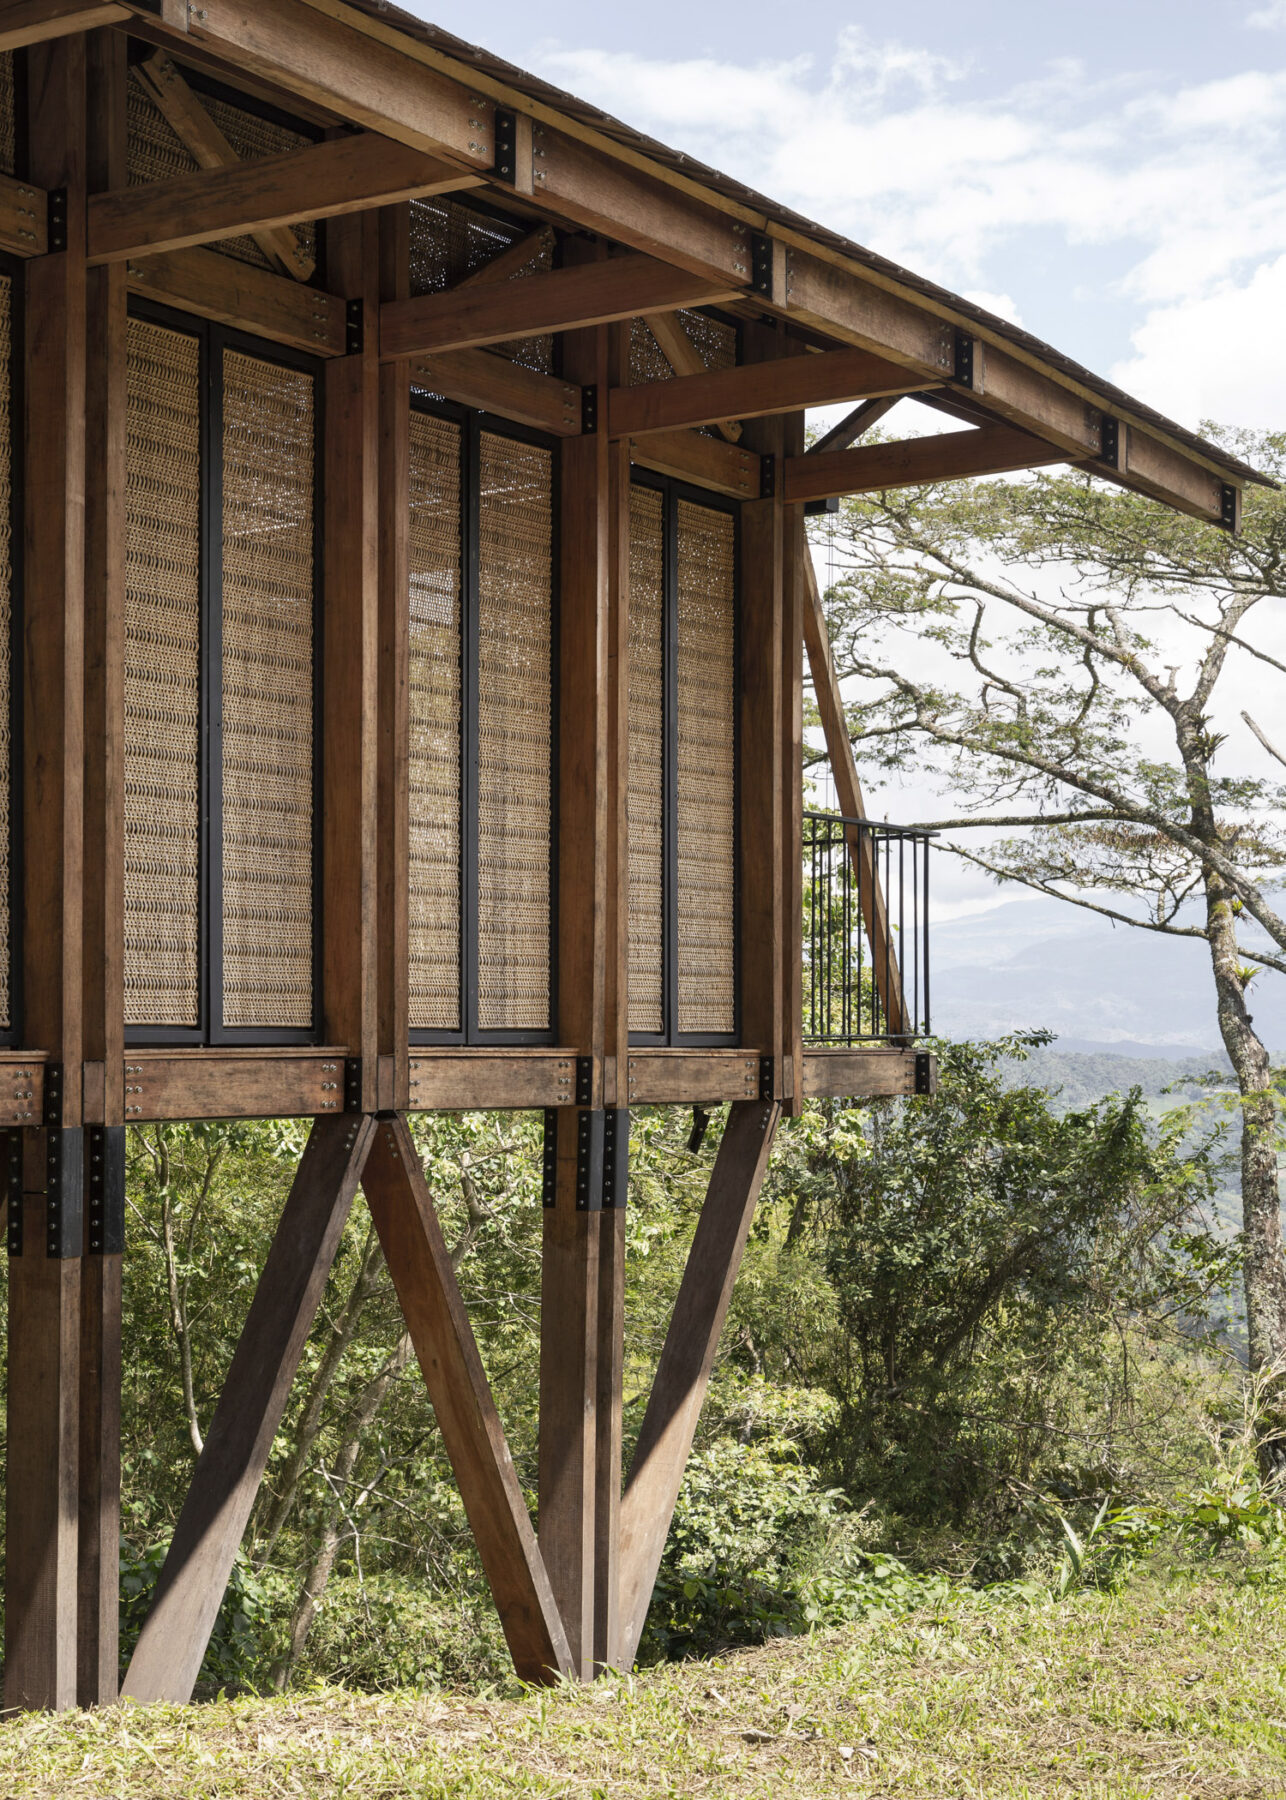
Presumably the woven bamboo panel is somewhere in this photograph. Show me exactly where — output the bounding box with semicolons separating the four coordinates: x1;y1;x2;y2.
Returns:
626;484;665;1036
676;500;736;1035
126;70;315;273
220;349;315;1029
408;412;463;1030
410;197;553;375
628;310;737;384
0;54;14;177
0;277;12;1028
124;318;203;1026
477;432;553;1031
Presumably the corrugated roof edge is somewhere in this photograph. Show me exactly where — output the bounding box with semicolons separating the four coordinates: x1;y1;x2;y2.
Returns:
344;0;1273;492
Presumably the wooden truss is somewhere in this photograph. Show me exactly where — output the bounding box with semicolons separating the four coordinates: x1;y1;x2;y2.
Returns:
0;0;1262;1712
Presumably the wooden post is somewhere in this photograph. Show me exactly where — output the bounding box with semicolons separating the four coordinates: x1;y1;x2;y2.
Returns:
361;1114;573;1683
738;323;785;1091
377;202;410;1113
5;33;88;1715
122;1114;376;1705
322;207;379;1108
616;1099;780;1667
781;405;805;1114
77;25;127;1707
540;247;611;1679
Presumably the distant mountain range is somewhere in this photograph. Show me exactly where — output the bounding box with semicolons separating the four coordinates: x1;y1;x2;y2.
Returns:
929;894;1284;1057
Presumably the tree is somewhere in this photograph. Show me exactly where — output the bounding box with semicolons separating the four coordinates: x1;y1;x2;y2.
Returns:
813;427;1286;1431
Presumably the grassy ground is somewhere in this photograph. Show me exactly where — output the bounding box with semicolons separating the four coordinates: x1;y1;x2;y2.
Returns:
3;1565;1285;1798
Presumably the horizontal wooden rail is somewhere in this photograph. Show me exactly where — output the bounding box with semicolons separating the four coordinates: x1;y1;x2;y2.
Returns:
410;349;582;435
125;247;347;356
121;1049;351;1122
629;429;760;499
0;0;127;51
0;169;47;257
785;425;1070;505
801;1047;933;1099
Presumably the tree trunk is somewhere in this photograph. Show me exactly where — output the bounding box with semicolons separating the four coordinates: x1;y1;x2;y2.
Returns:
1207;877;1286;1462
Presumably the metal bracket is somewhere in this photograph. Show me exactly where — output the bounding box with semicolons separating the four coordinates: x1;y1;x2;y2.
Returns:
575;1056;593;1107
576;1109;604;1212
759;453;776;501
952;330;976;389
45;1127;84;1260
43;1062;64;1129
344;1058;363;1112
1220;484;1240;532
686;1105;711;1156
345;298;364;356
47;188;67;254
602;1108;629;1208
541;1108;558;1208
492;107;518;184
758;1056;775;1102
804;496;839;518
581;383;598;435
914;1051;935;1095
750;233;774;297
87;1124;126;1256
1100;416;1120;467
4;1131;22;1257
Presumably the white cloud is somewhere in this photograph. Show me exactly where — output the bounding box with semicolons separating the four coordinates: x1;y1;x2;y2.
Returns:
1247;1;1286;26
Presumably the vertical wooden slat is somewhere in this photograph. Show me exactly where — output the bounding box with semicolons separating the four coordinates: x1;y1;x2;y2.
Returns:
593;1200;626;1669
77;26;127;1707
361;1114;573;1684
540;248;611;1679
377;202;410;1111
5;33;88;1716
781;406;805;1114
738;322;785;1085
123;1114;376;1704
616;1099;780;1667
322;207;379;1104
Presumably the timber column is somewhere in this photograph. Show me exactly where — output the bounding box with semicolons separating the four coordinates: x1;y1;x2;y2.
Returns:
6;33;89;1714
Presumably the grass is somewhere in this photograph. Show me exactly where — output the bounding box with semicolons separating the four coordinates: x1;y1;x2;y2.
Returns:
3;1563;1286;1798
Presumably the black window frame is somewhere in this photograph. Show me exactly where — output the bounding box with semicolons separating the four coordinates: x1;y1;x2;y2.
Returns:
627;469;740;1050
408;392;560;1048
124;298;324;1048
0;248;23;1048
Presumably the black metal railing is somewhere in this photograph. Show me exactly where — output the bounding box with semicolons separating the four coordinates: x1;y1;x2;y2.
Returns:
803;812;932;1044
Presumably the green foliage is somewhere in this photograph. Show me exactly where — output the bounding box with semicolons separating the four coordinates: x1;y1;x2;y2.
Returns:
288;1576;513;1694
120;1543;287;1694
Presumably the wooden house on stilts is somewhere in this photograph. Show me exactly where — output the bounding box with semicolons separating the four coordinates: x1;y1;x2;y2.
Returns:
0;0;1266;1709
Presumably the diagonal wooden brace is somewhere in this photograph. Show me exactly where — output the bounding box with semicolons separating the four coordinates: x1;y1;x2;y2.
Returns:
361;1113;574;1683
615;1099;780;1668
122;1113;376;1704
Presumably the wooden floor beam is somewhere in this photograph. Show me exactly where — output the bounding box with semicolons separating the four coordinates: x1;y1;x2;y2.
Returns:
122;1114;376;1704
616;1100;780;1668
361;1114;573;1683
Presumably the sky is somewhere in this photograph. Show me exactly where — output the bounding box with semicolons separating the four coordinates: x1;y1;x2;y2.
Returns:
402;0;1286;432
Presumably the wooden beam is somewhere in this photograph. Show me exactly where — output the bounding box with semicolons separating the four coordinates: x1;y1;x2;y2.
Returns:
408;1051;580;1112
380;254;741;361
784;425;1071;505
801;1047;933;1099
625;1051;763;1106
133;51;314;280
361;1114;573;1684
0;169;48;258
88;131;476;263
609;345;928;441
0;0;126;51
125;246;346;357
617;1100;780;1668
411;349;581;436
322;211;380;1112
127;0;498;171
782;401;806;1114
800;553;906;1036
809;395;903;456
454;224;554;289
644;313;741;443
121;1050;351;1122
629;429;759;501
122;1114;377;1704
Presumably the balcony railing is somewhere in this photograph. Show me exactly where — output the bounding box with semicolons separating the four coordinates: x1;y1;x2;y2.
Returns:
803;811;932;1045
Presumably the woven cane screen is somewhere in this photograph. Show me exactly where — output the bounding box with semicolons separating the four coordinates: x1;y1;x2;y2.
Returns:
126;71;315;274
409;198;553;375
124;318;202;1026
628;311;737;385
0;54;14;177
626;485;665;1036
220;349;316;1028
676;500;736;1035
476;432;553;1031
408;412;463;1030
0;277;12;1029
